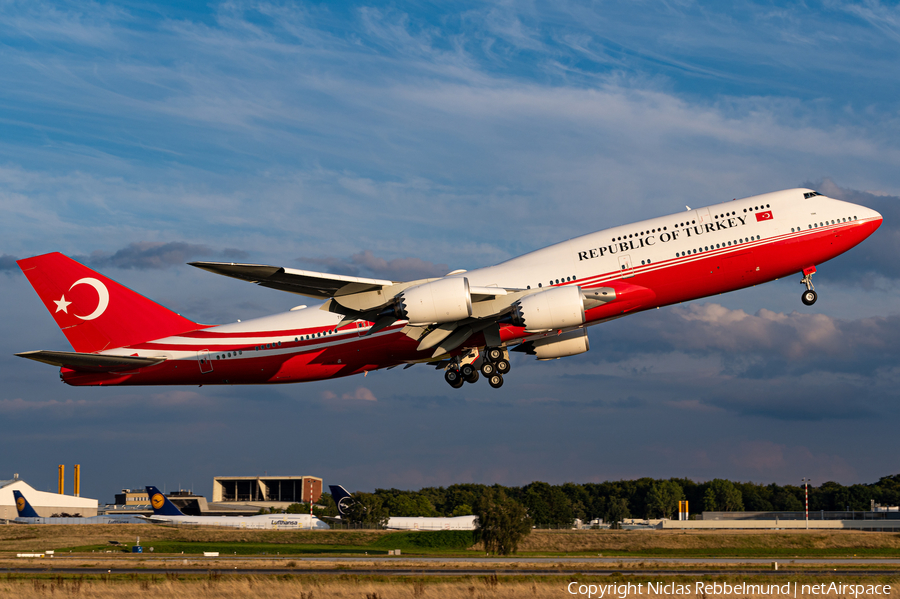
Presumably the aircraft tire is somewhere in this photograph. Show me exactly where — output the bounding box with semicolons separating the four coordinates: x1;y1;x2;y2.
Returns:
460;363;476;379
480;362;495;376
487;347;503;362
801;289;818;306
495;359;511;374
488;374;504;389
445;368;462;387
465;370;479;384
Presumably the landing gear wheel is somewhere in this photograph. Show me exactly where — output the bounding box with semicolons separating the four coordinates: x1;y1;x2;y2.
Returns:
480;361;495;376
460;363;476;379
801;289;818;306
465;370;480;384
488;374;504;389
445;369;464;388
486;347;503;362
495;359;511;375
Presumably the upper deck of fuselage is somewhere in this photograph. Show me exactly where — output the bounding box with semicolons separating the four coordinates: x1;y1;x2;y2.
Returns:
457;188;880;288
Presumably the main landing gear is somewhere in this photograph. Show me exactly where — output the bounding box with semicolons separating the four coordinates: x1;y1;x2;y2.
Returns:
478;347;510;389
443;347;510;389
800;266;818;306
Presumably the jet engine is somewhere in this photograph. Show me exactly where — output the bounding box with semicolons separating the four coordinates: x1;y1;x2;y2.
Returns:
523;329;590;360
395;277;473;325
511;286;586;332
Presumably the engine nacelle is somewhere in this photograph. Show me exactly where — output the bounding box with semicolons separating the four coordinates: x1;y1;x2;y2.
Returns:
531;329;590;360
396;277;472;325
511;286;586;331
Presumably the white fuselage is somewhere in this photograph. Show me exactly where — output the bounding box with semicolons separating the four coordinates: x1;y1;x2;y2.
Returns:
145;513;330;529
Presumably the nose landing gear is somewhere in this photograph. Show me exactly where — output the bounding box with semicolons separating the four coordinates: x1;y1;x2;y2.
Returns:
800;266;817;306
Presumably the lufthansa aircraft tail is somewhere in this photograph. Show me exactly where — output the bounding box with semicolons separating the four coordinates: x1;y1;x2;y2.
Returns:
12;490;40;518
145;486;186;516
17;252;201;354
328;485;355;517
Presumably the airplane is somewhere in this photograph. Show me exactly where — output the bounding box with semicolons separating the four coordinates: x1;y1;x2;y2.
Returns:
329;485;477;531
139;486;330;529
12;489;143;524
15;188;882;389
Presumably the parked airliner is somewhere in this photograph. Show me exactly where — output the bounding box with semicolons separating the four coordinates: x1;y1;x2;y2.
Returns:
17;188;881;389
139;486;330;529
12;490;142;524
329;485;477;531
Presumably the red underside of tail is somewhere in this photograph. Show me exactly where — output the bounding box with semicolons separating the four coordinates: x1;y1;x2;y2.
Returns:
18;252;204;353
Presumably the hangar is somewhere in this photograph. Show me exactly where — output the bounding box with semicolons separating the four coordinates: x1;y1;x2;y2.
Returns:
0;476;98;520
212;475;322;508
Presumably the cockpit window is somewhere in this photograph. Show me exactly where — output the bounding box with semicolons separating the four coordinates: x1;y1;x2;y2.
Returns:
803;191;821;199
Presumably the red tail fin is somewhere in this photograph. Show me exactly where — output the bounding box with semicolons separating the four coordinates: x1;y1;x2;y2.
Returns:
18;252;202;353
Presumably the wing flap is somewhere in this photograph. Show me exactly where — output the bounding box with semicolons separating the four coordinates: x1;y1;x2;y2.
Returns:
189;262;395;299
16;350;166;372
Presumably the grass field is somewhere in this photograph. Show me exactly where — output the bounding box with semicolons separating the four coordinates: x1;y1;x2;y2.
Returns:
2;525;900;558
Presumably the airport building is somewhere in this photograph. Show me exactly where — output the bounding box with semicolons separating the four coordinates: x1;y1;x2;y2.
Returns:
0;476;98;520
114;489;149;506
212;476;322;508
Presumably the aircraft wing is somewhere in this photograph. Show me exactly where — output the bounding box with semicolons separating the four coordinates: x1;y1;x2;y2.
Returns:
189;262;395;299
15;350;166;372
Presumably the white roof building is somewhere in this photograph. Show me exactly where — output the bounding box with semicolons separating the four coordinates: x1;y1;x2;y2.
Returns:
0;477;98;520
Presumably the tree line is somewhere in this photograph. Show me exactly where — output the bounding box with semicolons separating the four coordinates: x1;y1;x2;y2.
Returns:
328;474;900;528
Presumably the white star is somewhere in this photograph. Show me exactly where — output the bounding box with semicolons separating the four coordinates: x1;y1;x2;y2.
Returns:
54;295;71;314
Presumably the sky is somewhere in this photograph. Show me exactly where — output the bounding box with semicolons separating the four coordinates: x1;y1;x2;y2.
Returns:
1;0;899;503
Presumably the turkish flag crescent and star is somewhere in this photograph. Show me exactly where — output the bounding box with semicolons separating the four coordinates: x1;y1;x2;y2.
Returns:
755;210;773;222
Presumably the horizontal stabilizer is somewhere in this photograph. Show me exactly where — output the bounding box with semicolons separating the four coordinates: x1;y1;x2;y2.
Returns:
190;262;395;299
15;350;165;372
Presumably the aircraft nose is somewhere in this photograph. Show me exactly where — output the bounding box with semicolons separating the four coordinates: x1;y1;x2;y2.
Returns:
866;206;883;228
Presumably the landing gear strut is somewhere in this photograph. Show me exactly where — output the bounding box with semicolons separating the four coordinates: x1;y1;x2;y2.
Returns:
800;266;817;306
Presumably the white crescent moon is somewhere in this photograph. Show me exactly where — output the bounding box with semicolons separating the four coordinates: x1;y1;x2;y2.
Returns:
69;277;110;321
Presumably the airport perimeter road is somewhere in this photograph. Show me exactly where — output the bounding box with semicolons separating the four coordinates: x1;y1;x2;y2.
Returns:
12;555;900;566
291;557;900;565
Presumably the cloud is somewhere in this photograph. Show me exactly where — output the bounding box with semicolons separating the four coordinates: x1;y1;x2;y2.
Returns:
298;250;449;280
587;302;900;376
322;387;377;401
0;255;19;273
73;242;249;270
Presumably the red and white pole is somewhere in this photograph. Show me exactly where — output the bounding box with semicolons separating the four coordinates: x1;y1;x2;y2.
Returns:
802;478;810;529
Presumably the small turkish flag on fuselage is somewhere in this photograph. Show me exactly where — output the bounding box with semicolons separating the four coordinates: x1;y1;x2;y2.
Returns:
755;210;773;221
